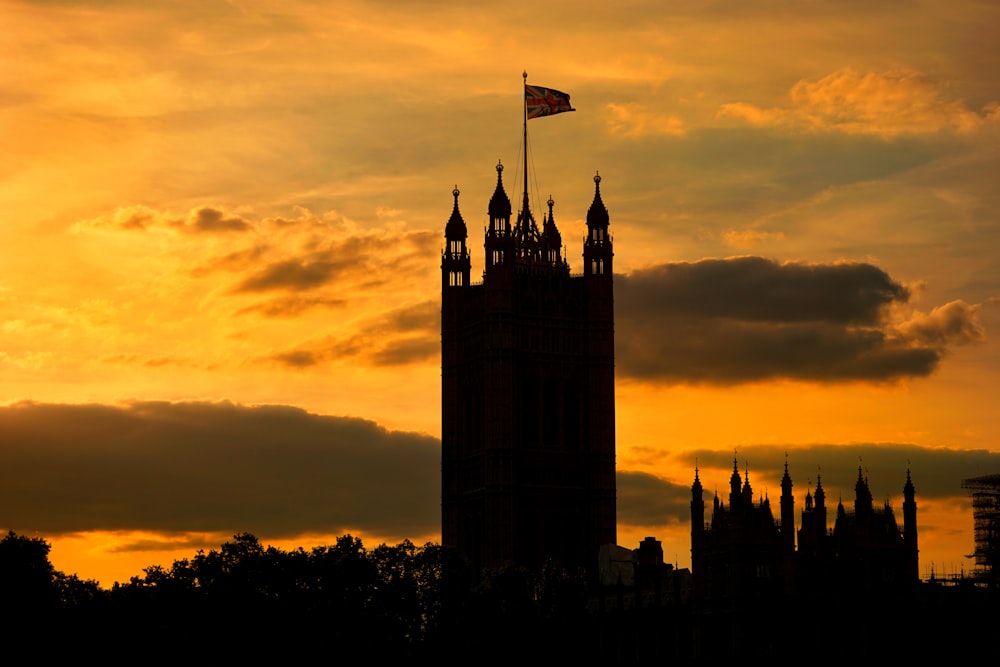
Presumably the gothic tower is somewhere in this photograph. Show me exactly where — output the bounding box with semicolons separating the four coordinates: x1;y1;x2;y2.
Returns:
779;461;794;544
441;164;616;576
903;468;918;581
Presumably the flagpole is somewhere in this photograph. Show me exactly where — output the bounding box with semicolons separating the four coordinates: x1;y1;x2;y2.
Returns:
522;70;529;212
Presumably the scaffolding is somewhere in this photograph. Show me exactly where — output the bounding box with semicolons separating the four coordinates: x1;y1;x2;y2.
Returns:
962;474;1000;587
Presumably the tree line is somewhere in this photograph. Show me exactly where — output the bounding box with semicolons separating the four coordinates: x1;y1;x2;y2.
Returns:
0;530;592;658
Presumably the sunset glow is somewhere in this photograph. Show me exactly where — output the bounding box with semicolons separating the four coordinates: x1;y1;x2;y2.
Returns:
3;0;999;587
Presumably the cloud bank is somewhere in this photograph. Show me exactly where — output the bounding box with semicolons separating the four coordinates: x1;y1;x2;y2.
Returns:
0;401;440;539
2;401;995;548
615;257;985;384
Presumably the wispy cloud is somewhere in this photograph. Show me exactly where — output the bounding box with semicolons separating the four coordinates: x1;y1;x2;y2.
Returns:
265;300;439;368
73;205;253;233
719;68;1000;138
722;229;785;249
606;102;686;138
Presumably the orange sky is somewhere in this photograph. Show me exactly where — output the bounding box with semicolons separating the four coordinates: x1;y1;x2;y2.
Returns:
2;0;999;587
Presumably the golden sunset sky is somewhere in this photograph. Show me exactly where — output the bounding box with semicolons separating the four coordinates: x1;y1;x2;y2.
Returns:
2;0;999;586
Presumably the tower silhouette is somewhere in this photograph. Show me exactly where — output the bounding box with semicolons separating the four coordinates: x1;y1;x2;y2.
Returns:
441;164;616;576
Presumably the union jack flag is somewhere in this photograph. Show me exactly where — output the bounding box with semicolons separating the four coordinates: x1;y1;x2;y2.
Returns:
525;84;575;119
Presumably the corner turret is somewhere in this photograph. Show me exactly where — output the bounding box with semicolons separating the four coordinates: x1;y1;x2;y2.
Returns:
485;161;512;272
442;186;471;288
584;172;613;277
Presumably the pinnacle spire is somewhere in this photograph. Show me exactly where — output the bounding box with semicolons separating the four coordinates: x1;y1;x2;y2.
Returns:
587;171;609;228
488;160;512;220
445;185;467;239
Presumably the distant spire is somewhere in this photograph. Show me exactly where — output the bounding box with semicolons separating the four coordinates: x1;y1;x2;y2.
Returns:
692;464;704;494
781;459;792;489
541;194;564;267
855;465;873;513
729;456;742;501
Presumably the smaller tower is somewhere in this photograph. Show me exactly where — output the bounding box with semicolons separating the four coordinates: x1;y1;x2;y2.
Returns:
903;469;918;581
728;457;742;509
854;466;873;516
780;459;794;547
814;475;827;535
541;195;566;268
442;186;471;289
485;161;513;273
691;467;705;537
583;172;612;277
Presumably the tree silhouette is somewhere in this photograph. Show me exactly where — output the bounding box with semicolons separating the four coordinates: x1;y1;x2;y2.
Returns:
0;530;58;615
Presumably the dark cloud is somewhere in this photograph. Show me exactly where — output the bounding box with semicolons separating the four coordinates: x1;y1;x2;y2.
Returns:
382;300;439;332
367;337;439;366
619;257;907;324
109;535;221;554
616;471;692;527
615;258;984;384
234;255;359;293
0;401;439;539
1;402;994;558
234;296;348;318
215;231;435;298
272;350;322;368
191;245;271;278
181;206;252;233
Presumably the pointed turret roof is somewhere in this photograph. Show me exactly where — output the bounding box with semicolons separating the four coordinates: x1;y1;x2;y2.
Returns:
587;172;609;227
542;195;562;247
488;160;512;219
445;186;467;239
